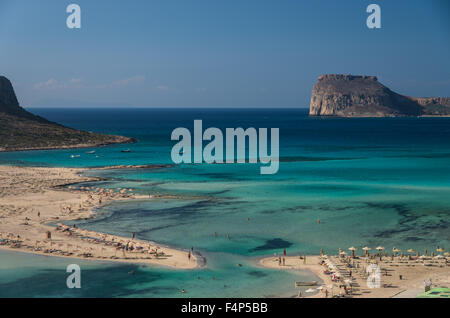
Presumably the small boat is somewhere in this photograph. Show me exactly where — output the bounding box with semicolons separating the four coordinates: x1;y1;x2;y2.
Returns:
70;155;81;158
295;281;318;287
121;149;131;153
86;151;96;154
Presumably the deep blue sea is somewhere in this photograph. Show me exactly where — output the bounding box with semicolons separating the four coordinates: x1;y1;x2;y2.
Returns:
1;108;449;297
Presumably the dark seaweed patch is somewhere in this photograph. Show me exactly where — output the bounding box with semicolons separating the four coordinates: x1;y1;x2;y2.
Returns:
246;271;268;278
249;238;292;252
279;156;364;162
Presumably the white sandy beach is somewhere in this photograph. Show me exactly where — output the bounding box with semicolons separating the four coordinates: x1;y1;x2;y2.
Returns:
0;165;198;269
260;254;449;298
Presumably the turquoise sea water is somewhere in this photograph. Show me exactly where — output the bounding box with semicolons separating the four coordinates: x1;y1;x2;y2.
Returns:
1;108;449;297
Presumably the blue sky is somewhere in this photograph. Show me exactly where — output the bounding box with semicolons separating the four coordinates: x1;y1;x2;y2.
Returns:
0;0;449;108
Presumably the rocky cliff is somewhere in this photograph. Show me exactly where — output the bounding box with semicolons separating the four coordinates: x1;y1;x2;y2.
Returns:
309;74;450;117
0;76;135;151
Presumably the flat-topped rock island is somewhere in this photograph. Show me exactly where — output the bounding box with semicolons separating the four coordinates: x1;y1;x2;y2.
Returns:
309;74;450;117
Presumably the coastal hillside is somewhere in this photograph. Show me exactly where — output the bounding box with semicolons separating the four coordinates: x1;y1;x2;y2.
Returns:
0;76;135;151
309;74;450;117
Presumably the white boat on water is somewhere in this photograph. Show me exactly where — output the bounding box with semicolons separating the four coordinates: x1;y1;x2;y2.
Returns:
86;150;96;154
71;155;81;158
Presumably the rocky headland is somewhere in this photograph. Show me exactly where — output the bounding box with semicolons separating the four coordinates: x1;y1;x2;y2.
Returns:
0;75;135;151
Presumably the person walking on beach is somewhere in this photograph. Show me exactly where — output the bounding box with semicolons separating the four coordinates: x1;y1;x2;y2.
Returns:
132;232;135;239
37;211;40;218
303;256;306;264
188;251;191;261
282;257;285;266
278;257;282;266
283;248;286;256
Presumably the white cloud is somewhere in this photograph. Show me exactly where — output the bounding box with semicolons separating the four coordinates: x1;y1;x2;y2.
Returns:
69;78;83;84
155;85;169;91
94;76;146;89
34;78;84;90
34;76;146;91
111;75;145;87
34;79;58;89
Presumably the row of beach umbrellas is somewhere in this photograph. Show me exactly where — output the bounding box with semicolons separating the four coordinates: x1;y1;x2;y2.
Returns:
330;246;447;258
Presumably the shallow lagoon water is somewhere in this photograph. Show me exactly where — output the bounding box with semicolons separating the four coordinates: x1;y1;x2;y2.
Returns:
1;108;449;297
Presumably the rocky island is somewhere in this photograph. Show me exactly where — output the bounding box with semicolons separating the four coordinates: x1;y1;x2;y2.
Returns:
0;76;135;151
309;74;450;117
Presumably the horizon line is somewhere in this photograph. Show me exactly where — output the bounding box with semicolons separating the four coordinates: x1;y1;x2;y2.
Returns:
25;106;311;110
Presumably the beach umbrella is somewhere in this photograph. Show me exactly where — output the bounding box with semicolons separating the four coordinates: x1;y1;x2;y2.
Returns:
407;249;416;254
434;255;444;259
376;246;384;257
392;247;401;254
436;247;445;253
362;247;371;256
348;247;357;258
444;252;449;256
